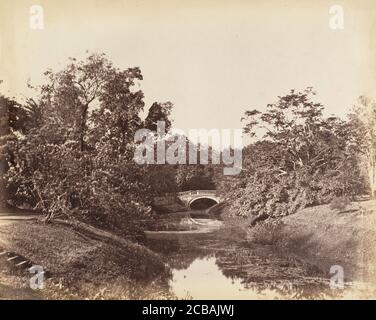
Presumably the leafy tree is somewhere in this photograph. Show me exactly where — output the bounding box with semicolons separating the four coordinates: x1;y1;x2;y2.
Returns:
0;95;14;207
0;94;38;207
225;88;366;221
5;53;172;233
144;102;173;132
349;96;376;197
243;88;349;172
145;165;178;195
40;53;116;151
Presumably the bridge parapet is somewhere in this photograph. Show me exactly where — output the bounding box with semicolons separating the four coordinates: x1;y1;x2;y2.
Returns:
178;190;217;196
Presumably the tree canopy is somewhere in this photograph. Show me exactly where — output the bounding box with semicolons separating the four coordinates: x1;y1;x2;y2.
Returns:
220;88;368;220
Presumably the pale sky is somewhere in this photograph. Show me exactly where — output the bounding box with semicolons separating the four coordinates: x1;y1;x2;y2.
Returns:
1;0;375;134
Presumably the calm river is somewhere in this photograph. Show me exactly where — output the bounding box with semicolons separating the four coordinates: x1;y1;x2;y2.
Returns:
143;216;340;299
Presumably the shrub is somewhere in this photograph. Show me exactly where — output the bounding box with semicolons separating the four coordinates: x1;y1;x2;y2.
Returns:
329;196;351;212
249;219;285;245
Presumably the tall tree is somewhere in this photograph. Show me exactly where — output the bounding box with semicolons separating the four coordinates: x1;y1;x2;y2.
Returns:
0;95;13;207
349;96;376;197
242;88;355;175
41;53;114;151
5;53;173;231
0;94;36;207
144;102;173;132
226;88;366;221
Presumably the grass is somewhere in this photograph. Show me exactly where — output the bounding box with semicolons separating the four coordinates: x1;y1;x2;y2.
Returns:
248;219;286;245
217;199;376;285
0;220;173;299
274;200;376;283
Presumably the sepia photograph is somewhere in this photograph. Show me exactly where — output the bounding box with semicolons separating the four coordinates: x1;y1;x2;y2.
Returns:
1;0;376;305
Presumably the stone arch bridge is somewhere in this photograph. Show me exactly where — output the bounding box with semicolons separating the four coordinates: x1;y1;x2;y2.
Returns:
177;190;221;209
153;190;221;210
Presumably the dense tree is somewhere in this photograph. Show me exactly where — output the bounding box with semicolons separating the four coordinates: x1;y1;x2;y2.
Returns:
175;164;217;191
2;60;369;232
40;53;117;151
243;88;351;173
144;102;173;132
0;94;39;207
4;53;172;233
349;96;376;197
0;95;14;207
223;88;367;221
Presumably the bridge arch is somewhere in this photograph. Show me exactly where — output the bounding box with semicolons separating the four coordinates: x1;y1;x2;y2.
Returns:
176;190;221;210
188;196;219;210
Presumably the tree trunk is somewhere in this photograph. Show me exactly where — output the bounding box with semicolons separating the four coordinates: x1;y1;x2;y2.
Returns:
79;104;89;152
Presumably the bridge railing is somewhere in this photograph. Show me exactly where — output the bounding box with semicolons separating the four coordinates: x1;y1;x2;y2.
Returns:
178;190;217;196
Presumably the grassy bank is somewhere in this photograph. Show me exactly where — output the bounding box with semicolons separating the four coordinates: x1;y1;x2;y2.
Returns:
0;220;172;299
219;200;376;284
279;200;376;283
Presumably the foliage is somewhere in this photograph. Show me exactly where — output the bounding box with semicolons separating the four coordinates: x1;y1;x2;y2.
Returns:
348;96;376;198
329;196;351;212
175;164;217;191
221;88;367;221
2;53;172;233
144;102;173;132
2;60;371;233
249;219;285;245
0;94;29;206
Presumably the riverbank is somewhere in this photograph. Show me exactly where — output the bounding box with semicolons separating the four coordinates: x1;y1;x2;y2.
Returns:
0;219;172;299
221;200;376;285
2;200;376;299
279;200;376;284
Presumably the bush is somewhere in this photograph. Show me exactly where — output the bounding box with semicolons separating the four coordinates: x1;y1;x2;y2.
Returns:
329;196;351;212
249;219;285;245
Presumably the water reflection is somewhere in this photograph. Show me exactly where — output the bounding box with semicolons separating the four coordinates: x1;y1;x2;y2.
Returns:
171;256;279;299
170;256;334;299
143;220;342;299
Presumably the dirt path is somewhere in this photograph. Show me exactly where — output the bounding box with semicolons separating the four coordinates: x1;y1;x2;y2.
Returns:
0;208;39;226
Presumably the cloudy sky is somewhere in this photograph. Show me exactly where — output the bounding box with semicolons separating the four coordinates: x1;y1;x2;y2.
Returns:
1;0;375;135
